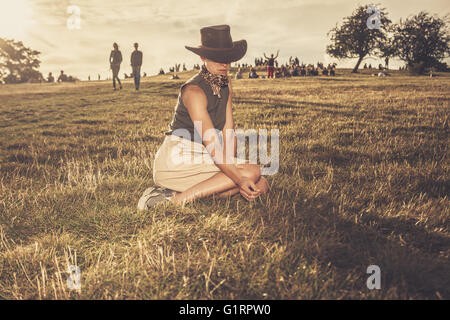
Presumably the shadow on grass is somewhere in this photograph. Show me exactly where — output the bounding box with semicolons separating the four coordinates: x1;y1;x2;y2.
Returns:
234;97;358;114
254;188;450;299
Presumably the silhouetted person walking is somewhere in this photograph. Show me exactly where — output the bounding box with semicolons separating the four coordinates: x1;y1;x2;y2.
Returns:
131;42;143;90
110;42;123;90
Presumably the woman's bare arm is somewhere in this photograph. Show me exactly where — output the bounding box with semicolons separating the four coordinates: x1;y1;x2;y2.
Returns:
222;77;237;159
181;84;242;185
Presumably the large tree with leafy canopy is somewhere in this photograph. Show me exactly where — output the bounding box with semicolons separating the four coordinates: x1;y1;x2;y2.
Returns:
326;4;391;73
0;38;42;83
392;12;450;74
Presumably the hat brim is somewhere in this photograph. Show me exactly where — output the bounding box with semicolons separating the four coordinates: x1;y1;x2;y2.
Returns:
185;40;247;64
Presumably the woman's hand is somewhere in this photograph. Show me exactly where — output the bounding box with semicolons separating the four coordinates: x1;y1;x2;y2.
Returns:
237;177;261;201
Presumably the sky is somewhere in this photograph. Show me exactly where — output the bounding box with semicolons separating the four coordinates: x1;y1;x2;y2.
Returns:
0;0;449;80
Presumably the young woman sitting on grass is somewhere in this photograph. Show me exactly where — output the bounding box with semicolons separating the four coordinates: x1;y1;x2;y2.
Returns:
137;25;269;210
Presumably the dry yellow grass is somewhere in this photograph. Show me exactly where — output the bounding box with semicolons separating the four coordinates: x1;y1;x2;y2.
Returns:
0;69;449;299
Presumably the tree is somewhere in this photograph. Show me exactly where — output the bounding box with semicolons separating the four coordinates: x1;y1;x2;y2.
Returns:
326;4;391;73
0;38;43;83
392;12;450;74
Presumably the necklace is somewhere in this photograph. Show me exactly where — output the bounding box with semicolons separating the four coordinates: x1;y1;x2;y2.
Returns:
200;65;228;98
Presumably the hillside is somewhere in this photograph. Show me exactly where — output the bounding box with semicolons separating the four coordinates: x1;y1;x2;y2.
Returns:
0;70;449;299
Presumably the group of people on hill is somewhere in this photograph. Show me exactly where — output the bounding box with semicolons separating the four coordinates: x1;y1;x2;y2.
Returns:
161;63;187;79
363;57;390;70
272;56;337;78
277;62;337;77
47;70;77;83
235;67;259;79
234;51;337;79
363;63;388;70
124;72;147;79
235;62;252;68
237;51;280;78
158;63;201;74
157;63;205;80
234;56;337;80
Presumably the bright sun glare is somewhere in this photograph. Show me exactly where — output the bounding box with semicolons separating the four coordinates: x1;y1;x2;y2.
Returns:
0;0;34;39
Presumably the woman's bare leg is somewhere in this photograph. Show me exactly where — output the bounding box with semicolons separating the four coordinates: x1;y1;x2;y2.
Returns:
169;164;262;206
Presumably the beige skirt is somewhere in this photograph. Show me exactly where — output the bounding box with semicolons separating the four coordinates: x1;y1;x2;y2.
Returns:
153;134;246;192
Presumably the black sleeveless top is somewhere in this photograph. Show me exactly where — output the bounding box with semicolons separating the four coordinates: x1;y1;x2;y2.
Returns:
164;72;229;142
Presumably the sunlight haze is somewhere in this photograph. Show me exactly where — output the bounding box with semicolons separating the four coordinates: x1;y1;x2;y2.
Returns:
0;0;448;80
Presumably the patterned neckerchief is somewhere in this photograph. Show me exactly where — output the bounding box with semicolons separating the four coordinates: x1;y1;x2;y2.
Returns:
199;65;228;98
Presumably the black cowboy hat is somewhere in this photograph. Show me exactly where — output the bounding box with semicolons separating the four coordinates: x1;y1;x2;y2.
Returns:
185;25;247;64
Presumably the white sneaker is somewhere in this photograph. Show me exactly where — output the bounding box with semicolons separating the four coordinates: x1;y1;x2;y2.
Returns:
137;187;175;211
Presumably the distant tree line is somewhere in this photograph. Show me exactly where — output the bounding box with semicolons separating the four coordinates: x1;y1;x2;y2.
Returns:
326;4;450;74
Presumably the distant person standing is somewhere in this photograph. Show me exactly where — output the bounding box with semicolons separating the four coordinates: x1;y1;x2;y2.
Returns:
248;67;259;79
235;67;243;79
47;72;54;83
263;50;279;79
109;42;123;90
131;42;143;91
57;70;67;83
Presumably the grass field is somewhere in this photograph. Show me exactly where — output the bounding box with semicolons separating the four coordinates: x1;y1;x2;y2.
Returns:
0;69;449;299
